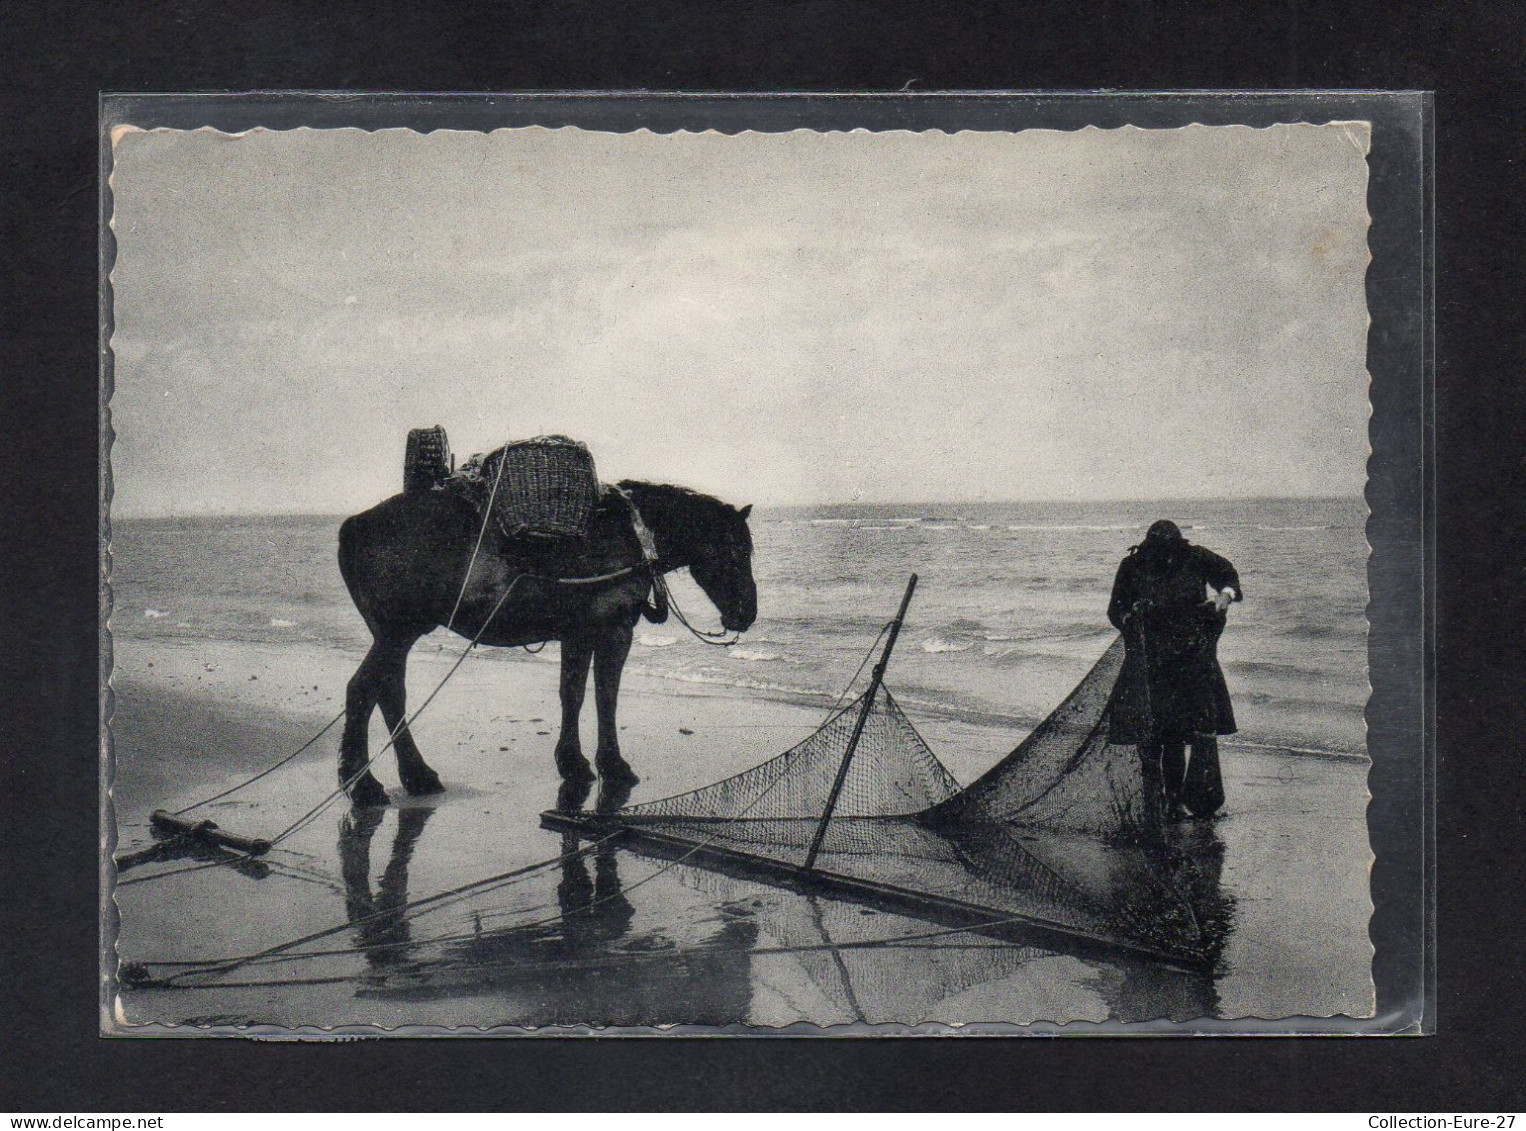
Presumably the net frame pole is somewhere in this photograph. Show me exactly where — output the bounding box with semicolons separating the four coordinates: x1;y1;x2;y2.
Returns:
800;573;919;874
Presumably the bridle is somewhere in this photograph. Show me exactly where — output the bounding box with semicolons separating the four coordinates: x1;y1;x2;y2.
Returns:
523;487;743;646
616;487;743;646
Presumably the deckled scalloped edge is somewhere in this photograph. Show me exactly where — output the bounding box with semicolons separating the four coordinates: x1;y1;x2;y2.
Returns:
108;118;1377;142
100;112;1383;1037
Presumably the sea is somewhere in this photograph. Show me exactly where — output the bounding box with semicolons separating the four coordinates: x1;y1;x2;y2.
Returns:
109;496;1369;761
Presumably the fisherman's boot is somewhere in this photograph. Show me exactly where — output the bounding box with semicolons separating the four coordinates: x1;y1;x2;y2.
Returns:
1160;741;1189;821
1138;743;1168;828
1183;733;1226;817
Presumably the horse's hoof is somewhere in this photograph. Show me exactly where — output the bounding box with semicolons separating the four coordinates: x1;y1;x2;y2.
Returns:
595;776;636;814
597;761;640;787
558;760;596;785
556;778;594;814
403;770;445;796
348;775;391;808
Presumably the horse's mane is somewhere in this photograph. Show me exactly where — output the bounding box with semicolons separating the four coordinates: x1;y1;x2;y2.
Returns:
616;479;734;513
616;480;749;546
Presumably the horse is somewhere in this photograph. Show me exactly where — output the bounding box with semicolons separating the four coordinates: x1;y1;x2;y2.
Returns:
336;479;757;806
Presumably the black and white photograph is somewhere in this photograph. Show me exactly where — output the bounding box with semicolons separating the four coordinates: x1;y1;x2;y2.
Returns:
104;111;1384;1033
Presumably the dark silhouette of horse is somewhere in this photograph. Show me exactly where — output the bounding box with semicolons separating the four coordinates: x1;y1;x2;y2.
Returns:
337;480;757;805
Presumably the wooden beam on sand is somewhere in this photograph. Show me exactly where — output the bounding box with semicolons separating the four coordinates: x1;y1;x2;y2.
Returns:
149;810;273;856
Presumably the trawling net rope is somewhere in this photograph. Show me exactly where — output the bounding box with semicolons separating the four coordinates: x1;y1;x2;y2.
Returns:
606;634;1215;966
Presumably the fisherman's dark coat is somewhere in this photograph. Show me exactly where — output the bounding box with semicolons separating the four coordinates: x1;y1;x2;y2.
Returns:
1106;542;1243;744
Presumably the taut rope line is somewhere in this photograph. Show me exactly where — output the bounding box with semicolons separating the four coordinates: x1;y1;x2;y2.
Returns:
121;573;531;888
445;444;511;633
169;710;345;818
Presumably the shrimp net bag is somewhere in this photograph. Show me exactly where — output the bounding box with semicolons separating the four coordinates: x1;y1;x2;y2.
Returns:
606;637;1212;965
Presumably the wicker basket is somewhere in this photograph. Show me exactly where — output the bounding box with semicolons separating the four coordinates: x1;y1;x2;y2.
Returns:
483;435;600;539
403;426;453;492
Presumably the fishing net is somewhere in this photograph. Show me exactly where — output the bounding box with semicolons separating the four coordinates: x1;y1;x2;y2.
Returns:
570;630;1215;967
618;687;961;861
925;637;1147;834
914;637;1211;963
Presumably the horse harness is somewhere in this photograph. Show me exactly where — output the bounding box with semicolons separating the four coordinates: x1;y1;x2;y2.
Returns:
528;487;669;625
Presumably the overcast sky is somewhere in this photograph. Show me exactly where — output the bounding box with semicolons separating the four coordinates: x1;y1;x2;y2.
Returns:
108;122;1371;516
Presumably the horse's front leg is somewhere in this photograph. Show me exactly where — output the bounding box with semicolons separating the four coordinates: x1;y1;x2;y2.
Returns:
340;640;393;807
373;635;444;796
592;624;638;785
555;634;596;784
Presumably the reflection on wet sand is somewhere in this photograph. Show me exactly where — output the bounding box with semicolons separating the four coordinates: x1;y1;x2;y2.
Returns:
659;816;1234;1025
338;804;435;979
676;862;1060;1026
403;836;759;1025
330;779;1234;1026
337;780;758;1025
1095;820;1234;1022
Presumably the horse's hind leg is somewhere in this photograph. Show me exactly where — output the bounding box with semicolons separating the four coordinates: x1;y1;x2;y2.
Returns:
554;634;596;784
340;642;393;807
374;637;445;796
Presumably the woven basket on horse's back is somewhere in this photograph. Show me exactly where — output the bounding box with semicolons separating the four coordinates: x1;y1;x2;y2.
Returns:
403;425;453;492
484;435;600;540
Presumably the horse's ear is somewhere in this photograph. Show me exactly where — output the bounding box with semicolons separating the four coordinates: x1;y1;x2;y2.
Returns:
738;504;753;520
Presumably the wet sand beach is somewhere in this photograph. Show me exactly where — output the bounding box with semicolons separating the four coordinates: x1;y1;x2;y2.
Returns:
108;634;1373;1031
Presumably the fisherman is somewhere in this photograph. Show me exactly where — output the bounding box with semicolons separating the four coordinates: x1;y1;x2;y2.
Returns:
1107;520;1242;820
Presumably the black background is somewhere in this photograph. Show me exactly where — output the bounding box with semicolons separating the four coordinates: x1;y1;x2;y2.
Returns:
2;0;1522;1112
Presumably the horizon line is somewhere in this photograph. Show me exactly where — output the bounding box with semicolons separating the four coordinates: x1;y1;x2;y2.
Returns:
110;492;1367;521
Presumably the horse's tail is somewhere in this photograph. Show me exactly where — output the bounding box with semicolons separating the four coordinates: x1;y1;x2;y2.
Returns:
337;509;399;641
336;511;374;618
337;514;361;593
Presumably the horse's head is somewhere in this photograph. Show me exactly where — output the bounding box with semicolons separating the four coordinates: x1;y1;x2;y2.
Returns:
620;482;758;634
686;501;757;633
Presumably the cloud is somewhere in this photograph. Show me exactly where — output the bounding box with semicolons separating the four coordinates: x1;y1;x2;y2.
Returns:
108;124;1371;515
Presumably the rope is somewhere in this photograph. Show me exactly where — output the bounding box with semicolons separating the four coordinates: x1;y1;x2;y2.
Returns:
120;574;531;890
445;444;511;633
661;576;740;646
267;574;529;848
170;710;345;817
549;565;639;586
824;621;891;721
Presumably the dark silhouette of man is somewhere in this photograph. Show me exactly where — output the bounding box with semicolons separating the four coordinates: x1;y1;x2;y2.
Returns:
1107;520;1242;819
